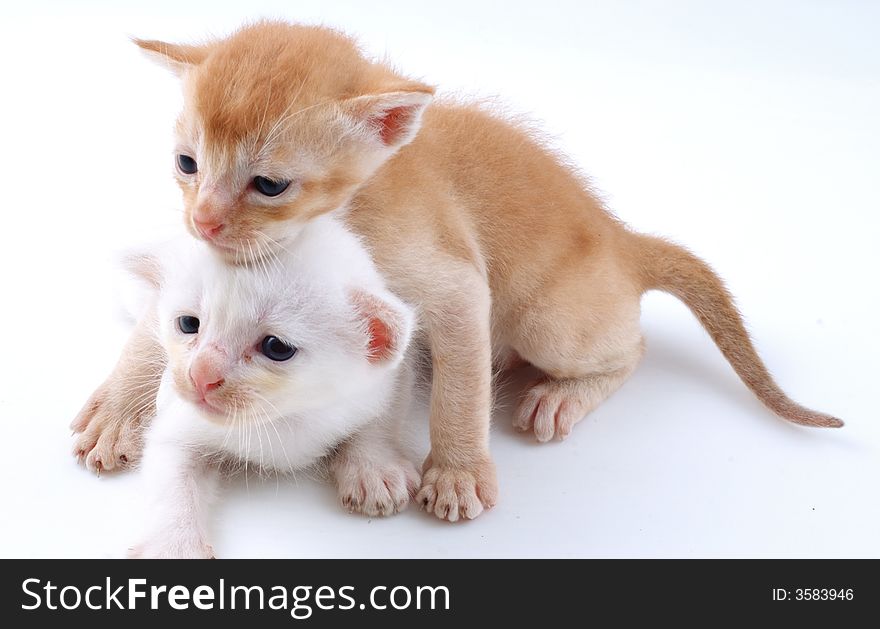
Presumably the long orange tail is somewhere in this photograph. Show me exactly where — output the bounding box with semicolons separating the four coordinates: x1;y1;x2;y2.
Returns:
632;233;842;428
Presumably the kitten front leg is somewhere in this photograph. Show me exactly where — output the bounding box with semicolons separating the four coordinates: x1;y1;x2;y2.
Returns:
71;313;165;473
129;405;219;559
414;263;498;522
332;417;420;518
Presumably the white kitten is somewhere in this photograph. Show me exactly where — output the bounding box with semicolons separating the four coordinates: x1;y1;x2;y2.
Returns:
128;216;419;559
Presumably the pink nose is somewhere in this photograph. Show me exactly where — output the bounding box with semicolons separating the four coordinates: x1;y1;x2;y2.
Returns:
189;359;225;399
194;218;224;240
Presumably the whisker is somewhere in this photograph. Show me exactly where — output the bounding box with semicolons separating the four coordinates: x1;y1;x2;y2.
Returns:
251;82;274;155
218;401;238;453
254;232;285;278
250;237;272;285
260;95;328;155
251;401;280;491
115;389;160;421
258;238;276;284
251;399;265;477
244;403;251;492
252;392;294;475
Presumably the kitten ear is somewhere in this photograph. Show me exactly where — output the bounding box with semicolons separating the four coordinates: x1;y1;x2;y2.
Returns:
349;288;414;366
123;252;163;290
133;38;212;77
342;87;434;149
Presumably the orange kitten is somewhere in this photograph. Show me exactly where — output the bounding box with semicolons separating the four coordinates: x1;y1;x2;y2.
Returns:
73;20;841;524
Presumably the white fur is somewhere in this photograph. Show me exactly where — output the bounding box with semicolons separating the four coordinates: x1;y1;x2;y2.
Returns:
130;215;419;558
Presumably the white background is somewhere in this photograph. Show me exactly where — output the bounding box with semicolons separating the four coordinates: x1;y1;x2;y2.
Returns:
0;0;877;558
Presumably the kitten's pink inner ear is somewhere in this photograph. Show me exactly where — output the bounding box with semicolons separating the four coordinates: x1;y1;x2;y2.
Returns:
366;317;394;363
374;104;423;146
350;288;404;364
347;89;434;148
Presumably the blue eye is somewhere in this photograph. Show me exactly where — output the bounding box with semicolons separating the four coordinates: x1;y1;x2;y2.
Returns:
253;176;290;197
261;336;297;361
177;316;200;334
177;154;198;175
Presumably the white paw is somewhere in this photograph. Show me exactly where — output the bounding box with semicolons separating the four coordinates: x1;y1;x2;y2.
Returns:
128;532;214;559
335;457;420;517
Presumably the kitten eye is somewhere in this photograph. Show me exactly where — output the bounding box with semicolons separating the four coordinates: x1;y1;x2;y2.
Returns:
253;176;290;197
177;315;200;334
261;336;297;361
177;154;198;175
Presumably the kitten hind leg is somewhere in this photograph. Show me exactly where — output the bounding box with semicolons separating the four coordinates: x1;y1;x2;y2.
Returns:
513;361;640;442
508;273;644;442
